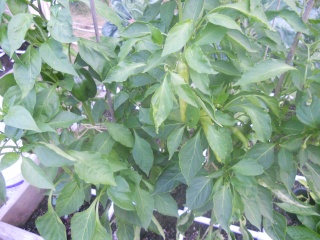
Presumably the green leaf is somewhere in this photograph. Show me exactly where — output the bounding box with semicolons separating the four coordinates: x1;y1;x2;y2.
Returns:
154;193;178;217
235;59;295;86
245;143;275;169
4;105;41;132
194;24;227;45
186;176;213;210
202;123;232;163
48;6;77;43
182;0;204;23
133;187;154;229
56;181;85;216
105;122;134;148
0;73;16;97
281;119;304;135
167;126;185;159
211;60;241;76
120;22;150;38
287;226;320;240
91;220;112;240
160;1;176;31
48;111;84;128
33;145;73;167
185;44;216;74
278;148;294;172
213;185;232;233
276;202;320;216
39;142;78;161
179;132;204;184
189;69;210;95
232;158;264;176
13;46;41;98
263;211;287;240
283;0;299;14
104;61;146;83
73;151;116;185
91;132;115;155
36;204;67;240
226;30;257;53
207;13;242;32
0;152;20;171
256;186;273;222
39;39;78;76
162;20;193;57
149;24;163;45
0;173;6;204
151;75;173;132
8;13;33;56
21;156;55;190
116;222;135;240
34;87;60;122
71;201;96;240
132;131;154;175
296;93;320;128
242;196;262;229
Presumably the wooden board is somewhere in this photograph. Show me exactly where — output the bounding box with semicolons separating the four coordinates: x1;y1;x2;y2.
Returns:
0;221;43;240
0;181;45;226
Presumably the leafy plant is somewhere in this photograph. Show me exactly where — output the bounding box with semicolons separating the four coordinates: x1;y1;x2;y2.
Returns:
1;0;320;239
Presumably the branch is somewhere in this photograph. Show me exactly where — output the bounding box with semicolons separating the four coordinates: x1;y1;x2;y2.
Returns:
274;0;315;96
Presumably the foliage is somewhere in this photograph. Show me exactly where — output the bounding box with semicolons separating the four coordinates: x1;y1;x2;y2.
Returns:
1;0;320;239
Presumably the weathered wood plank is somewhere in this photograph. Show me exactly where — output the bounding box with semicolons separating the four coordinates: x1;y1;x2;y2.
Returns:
0;221;43;240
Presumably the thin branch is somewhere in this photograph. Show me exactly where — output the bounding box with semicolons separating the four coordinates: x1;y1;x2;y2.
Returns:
274;0;315;96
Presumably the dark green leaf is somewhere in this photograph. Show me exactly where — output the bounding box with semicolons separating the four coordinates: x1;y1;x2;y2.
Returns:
256;186;273;222
133;187;154;229
189;69;210;95
91;220;112;240
48;111;84;128
4;106;40;132
105;122;134;148
232;158;264;176
213;185;232;233
287;226;320;240
242;196;262;229
211;60;241;76
104;61;146;83
186;176;213;210
167;126;185;159
116;222;135;240
154;193;178;217
263;211;287;240
296;93;320;128
245;143;275;169
91;132;115;155
34;87;60;122
0;73;16;97
276;202;320;216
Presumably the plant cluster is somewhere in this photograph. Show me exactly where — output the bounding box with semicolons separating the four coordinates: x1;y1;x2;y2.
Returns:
1;0;320;239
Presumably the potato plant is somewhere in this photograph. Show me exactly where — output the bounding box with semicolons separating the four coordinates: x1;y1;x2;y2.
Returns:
1;0;320;239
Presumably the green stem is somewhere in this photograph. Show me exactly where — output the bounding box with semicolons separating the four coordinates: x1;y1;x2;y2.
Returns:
82;101;95;125
62;166;73;176
176;0;183;22
34;22;47;43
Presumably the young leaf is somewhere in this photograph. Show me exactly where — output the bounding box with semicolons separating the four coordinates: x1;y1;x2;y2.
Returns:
167;126;185;159
162;20;193;57
213;185;232;233
186;176;213;210
132;131;154;175
179;131;204;184
36;204;67;240
133;187;154;229
71;201;96;240
21;156;55;190
8;13;33;56
206;13;242;32
234;59;296;86
104;61;146;83
105;122;134;148
151;75;173;132
13;46;41;98
263;211;287;240
48;111;84;128
231;158;264;176
0;152;20;171
55;181;85;216
185;44;216;74
4;105;40;132
154;193;178;217
202;123;232;163
296;93;320;128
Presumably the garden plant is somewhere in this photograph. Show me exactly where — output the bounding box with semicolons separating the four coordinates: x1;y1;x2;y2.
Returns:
1;0;320;239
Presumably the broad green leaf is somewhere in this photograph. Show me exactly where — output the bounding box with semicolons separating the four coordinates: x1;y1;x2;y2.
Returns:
154;163;185;194
167;126;185;159
281;119;304;135
114;92;129;110
0;24;10;55
185;44;216;74
34;87;60;122
234;59;295;85
263;211;287;240
40;142;77;161
73;151;116;185
13;46;41;98
213;185;232;233
256;186;273;222
182;0;204;23
133;187;154;229
245;143;275;169
186;176;213;210
104;61;146;83
189;69;210;95
278;148;294;172
226;30;257;53
56;181;85;216
105;122;134;148
71;201;96;240
48;111;84;128
305;162;320;188
154;193;178;217
4;106;41;132
151;75;173;132
207;13;242;32
296;93;320;128
149;24;163;45
283;0;299;14
36;204;67;240
179;132;204;184
8;13;33;56
0;73;16;97
232;158;264;176
242;196;262;229
132;132;154;175
211;60;241;76
287;226;320;240
279;167;296;192
39;39;78;76
143;50;167;72
160;1;176;31
91;132;115;155
92;99;107;123
0;0;5;19
91;220;112;240
47;5;77;43
306;146;320;165
194;24;227;45
34;145;73;167
0;152;20;171
202;123;232;163
0;173;6;204
162;20;193;56
116;222;135;240
120;22;150;38
149;215;166;239
276;202;320;216
21;156;55;190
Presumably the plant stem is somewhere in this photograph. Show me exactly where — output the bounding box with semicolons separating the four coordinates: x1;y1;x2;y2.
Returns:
34;22;47;43
82;101;95;125
176;0;183;22
274;0;315;96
